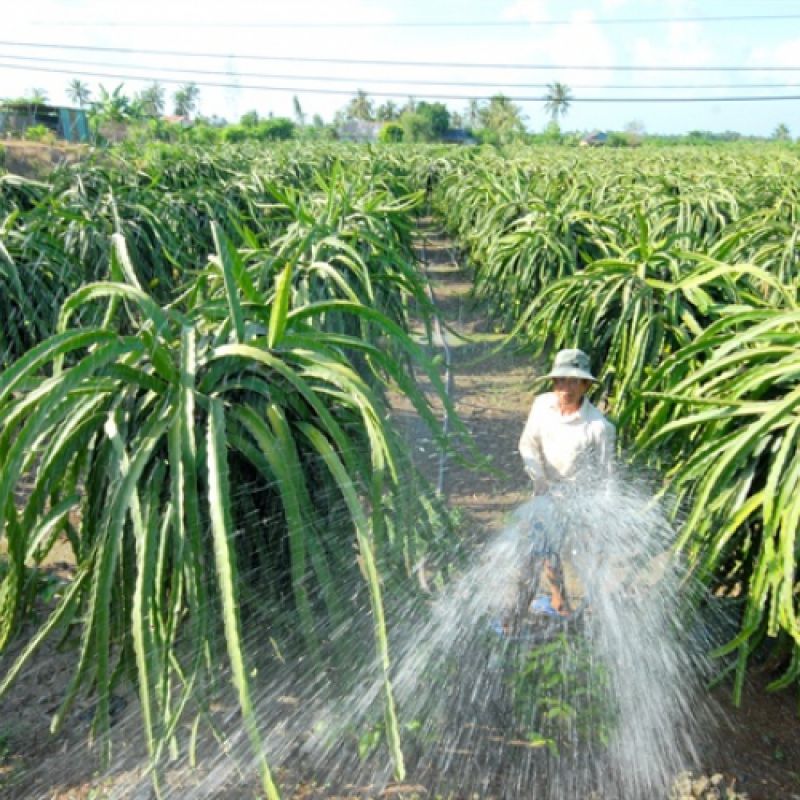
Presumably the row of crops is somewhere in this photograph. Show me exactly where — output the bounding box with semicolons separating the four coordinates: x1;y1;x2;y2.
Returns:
1;141;798;793
0;144;458;793
430;145;800;703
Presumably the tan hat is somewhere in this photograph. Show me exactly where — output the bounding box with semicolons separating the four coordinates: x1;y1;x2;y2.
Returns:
546;348;596;382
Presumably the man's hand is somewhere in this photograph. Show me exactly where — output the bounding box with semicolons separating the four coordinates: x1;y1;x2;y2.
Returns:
524;465;549;495
533;477;549;496
523;460;549;495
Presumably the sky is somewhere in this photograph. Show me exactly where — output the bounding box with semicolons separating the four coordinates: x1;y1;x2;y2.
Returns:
2;0;800;136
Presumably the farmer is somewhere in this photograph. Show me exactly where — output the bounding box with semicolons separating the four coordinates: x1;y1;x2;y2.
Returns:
518;348;616;618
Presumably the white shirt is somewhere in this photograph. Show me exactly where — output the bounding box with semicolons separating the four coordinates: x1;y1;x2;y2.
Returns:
518;392;615;490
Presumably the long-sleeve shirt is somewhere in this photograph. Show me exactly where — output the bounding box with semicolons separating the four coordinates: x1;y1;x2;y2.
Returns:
518;392;616;491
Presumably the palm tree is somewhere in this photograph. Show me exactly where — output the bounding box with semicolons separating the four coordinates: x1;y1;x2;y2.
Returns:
137;82;166;118
772;122;791;141
346;90;374;121
66;79;91;108
95;83;133;122
465;99;481;130
464;98;481;128
376;100;399;121
544;82;573;122
292;95;306;126
481;94;526;143
27;88;49;105
173;83;200;118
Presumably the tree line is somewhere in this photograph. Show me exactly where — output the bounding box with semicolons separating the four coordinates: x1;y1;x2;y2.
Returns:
3;79;794;146
3;79;575;146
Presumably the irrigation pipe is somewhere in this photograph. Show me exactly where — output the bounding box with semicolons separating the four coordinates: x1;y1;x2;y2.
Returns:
416;207;454;497
416;220;523;372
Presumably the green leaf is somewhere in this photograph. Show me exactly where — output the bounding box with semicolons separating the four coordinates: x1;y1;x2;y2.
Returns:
268;262;293;349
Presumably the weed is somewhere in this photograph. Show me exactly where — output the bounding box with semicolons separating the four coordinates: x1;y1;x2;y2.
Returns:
511;632;616;754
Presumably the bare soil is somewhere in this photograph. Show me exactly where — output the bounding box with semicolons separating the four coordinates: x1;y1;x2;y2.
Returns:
1;140;87;180
0;218;798;799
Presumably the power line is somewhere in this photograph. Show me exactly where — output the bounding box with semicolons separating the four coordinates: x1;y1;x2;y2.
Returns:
19;14;800;28
3;61;800;103
4;52;800;91
1;39;799;72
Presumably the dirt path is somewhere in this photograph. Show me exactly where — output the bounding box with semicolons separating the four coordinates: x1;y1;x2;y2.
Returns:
398;216;536;531
401;217;800;800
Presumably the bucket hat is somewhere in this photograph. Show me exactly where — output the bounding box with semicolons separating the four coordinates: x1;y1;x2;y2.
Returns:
546;348;596;382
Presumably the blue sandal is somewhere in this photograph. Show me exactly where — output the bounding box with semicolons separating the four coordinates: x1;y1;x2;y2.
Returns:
530;596;568;619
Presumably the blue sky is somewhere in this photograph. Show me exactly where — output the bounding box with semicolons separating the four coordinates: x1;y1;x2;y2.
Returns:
2;0;800;136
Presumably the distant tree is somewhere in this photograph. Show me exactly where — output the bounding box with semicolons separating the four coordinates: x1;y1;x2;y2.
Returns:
376;100;400;121
27;88;49;105
292;95;306;126
544;82;572;122
465;99;481;129
223;117;296;143
773;123;791;141
450;111;464;129
173;83;200;117
94;83;133;121
542;120;562;143
624;119;646;146
255;117;296;140
183;121;222;145
240;110;260;128
66;79;91;108
607;131;632;147
479;94;527;143
378;122;404;143
400;112;431;142
137;82;166;118
203;114;228;127
222;125;249;143
415;101;450;138
306;114;336;141
683;130;742;144
345;90;374;121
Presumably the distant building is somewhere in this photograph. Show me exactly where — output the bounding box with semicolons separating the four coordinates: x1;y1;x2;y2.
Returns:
336;119;383;142
162;114;192;127
441;129;477;145
0;102;90;143
580;130;608;147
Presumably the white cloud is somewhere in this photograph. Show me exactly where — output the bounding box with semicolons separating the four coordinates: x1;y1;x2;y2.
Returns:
629;21;717;88
525;9;619;88
3;0;402;120
745;37;800;95
748;36;800;67
600;0;629;11
22;0;396;26
502;0;552;23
